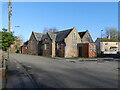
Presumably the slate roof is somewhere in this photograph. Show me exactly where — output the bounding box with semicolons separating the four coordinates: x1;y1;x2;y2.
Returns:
78;30;88;38
32;27;74;42
33;32;44;41
47;32;56;41
22;41;28;46
47;27;74;42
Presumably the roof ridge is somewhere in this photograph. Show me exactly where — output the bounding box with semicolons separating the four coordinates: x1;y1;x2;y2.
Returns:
56;27;74;33
79;30;88;33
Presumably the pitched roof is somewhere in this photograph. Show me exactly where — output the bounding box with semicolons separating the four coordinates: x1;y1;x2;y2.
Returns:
55;28;74;42
47;32;56;41
33;32;43;41
78;30;88;38
22;41;28;46
46;27;74;42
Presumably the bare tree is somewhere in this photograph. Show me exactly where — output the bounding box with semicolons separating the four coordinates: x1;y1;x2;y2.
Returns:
105;28;118;39
43;27;58;34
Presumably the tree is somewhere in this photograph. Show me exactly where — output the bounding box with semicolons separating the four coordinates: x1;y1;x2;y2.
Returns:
43;27;58;34
1;28;15;51
105;28;118;39
14;35;24;53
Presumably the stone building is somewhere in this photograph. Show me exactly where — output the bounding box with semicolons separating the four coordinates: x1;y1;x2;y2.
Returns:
41;27;81;57
28;32;43;55
10;36;23;53
21;41;28;54
28;27;96;58
78;30;93;43
42;27;81;57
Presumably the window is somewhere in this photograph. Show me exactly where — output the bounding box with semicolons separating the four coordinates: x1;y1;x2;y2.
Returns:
90;45;96;52
72;33;76;40
44;38;48;41
85;35;90;42
57;43;62;50
45;43;49;50
90;45;93;51
31;40;34;50
105;43;108;45
110;47;118;51
105;49;108;51
93;45;96;52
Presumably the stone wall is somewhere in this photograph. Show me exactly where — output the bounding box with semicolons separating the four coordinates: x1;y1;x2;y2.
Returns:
82;32;93;43
42;34;52;56
28;33;38;55
64;28;81;57
56;42;65;57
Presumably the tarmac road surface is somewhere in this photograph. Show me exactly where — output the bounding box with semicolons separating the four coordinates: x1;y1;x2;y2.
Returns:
7;53;119;88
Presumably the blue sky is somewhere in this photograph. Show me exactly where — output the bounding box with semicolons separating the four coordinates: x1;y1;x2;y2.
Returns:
2;2;118;41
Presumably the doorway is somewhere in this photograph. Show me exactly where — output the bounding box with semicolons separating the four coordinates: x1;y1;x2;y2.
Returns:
78;47;82;57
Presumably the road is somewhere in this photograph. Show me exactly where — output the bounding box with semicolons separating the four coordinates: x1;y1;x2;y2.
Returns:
7;53;118;88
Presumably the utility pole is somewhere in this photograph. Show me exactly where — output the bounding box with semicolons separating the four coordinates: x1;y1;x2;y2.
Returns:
8;0;12;32
101;30;103;57
101;30;103;42
8;0;12;59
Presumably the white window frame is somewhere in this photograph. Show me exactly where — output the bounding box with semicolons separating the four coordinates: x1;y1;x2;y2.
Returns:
57;43;62;50
45;43;49;50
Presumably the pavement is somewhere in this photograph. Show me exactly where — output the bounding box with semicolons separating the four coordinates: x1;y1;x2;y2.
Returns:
0;68;2;89
6;57;39;88
0;50;6;90
5;53;119;88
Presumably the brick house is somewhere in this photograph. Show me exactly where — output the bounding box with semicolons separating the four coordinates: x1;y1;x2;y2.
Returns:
41;32;56;57
21;41;28;54
28;27;96;58
78;30;93;43
28;32;43;55
77;43;97;57
41;27;81;57
10;36;23;53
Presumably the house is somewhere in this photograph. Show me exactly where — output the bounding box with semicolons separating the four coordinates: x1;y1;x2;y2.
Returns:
41;27;81;57
28;32;43;55
77;43;97;57
41;32;56;57
95;38;119;54
28;27;97;58
78;30;93;43
21;41;29;54
10;36;23;53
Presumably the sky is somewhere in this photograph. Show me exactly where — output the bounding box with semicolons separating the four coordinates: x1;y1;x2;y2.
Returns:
2;2;118;41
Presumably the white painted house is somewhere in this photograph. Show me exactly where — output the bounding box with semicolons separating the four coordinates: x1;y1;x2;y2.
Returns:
95;38;119;54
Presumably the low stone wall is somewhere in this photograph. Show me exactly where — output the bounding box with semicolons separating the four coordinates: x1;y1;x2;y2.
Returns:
0;50;7;89
0;50;2;68
0;68;6;89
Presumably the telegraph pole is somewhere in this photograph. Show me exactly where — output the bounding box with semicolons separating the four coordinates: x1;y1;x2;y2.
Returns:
8;0;12;59
8;0;12;32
